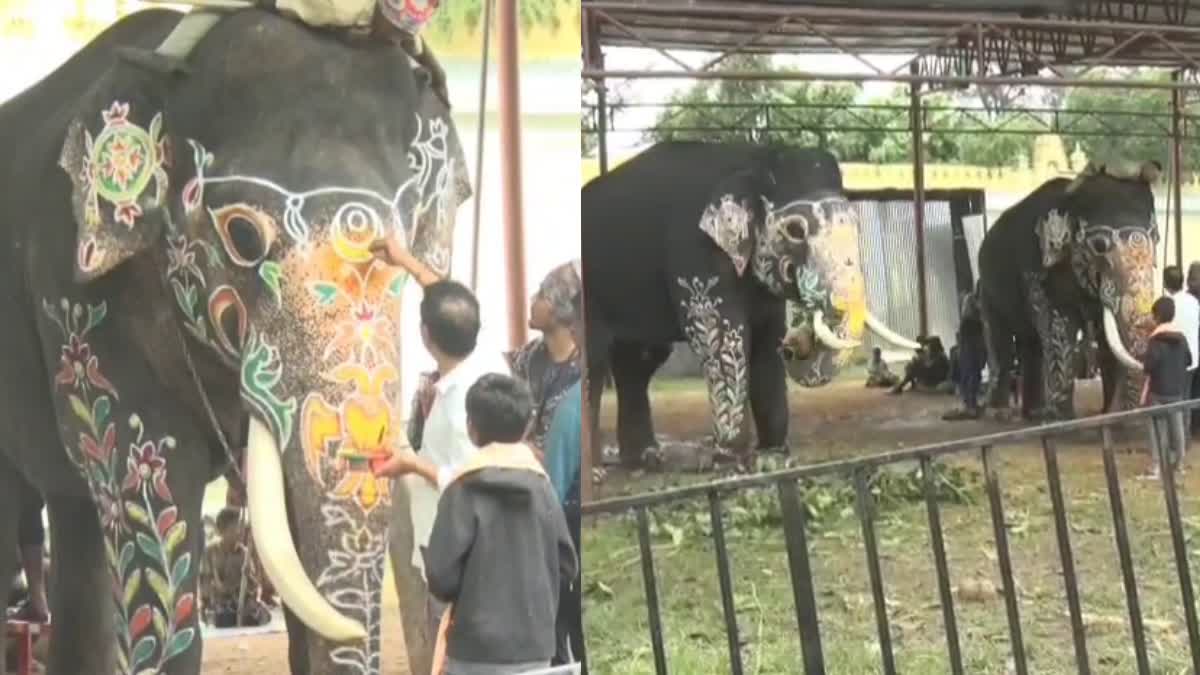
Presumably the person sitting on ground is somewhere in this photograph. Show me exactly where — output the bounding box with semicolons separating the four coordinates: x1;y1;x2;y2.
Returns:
420;374;578;675
865;347;899;388
1140;296;1193;480
891;336;951;394
945;291;987;420
199;508;271;629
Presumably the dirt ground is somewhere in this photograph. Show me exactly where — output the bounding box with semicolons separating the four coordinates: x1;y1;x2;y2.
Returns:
199;572;412;674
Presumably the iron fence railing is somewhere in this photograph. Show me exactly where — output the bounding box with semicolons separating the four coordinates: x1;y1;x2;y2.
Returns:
582;399;1200;675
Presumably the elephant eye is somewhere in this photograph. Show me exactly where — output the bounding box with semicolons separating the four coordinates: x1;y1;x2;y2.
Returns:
212;204;276;267
1086;234;1113;256
777;215;809;242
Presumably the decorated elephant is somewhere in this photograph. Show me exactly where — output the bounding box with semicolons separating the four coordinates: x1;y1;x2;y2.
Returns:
0;6;468;675
582;141;917;468
978;161;1160;421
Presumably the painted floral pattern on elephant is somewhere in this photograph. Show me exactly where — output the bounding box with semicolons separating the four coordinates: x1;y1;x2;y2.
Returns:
677;276;747;451
44;297;195;675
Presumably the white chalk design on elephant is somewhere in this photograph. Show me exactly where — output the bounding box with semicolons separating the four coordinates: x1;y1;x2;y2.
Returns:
1024;271;1077;418
699;195;752;276
1036;209;1071;268
316;503;385;675
677;276;747;448
194;113;461;271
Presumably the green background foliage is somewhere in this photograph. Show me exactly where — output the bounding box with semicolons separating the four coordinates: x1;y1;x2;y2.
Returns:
606;57;1191;171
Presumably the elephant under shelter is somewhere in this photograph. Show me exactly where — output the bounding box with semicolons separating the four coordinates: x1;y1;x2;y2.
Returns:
0;5;475;675
585;145;1171;472
582;141;922;471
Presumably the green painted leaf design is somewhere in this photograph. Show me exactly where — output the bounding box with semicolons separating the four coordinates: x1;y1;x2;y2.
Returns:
170;277;198;320
146;569;171;608
309;281;339;306
387;273;409;298
129;635;157;671
240;330;298;449
199;240;226;270
136;533;161;561
92;395;112;429
85;301;108;334
259;261;283;308
152;607;168;640
171;552;191;588
123;569;142;608
120;542;136;576
115;647;130;675
163;628;195;661
104;537;118;572
125;502;152;529
164;522;187;557
68;394;93;431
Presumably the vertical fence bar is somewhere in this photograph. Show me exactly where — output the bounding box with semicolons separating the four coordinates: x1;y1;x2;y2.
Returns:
636;507;669;675
920;456;964;675
708;490;744;675
982;444;1028;675
1099;426;1151;675
1151;413;1200;673
777;479;826;674
1041;437;1091;674
853;469;897;675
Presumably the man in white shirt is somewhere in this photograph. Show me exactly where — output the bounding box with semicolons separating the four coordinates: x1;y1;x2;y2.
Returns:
375;280;510;642
1165;265;1199;438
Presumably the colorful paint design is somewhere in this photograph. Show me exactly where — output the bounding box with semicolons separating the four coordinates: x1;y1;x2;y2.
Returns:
44;297;195;675
82;102;170;228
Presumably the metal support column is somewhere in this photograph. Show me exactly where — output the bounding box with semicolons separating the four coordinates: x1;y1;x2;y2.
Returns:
597;68;610;175
497;0;527;349
910;64;929;336
1173;70;1185;269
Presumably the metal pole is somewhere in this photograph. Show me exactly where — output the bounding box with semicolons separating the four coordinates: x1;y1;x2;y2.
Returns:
497;0;528;350
1173;70;1185;269
910;64;929;337
596;70;610;175
469;0;495;291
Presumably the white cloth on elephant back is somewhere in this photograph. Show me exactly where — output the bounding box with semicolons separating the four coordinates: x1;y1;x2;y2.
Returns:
398;348;512;578
274;0;440;32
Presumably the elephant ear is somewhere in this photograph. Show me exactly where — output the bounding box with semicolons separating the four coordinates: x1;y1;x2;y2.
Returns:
698;172;759;277
1036;209;1073;269
395;83;472;282
59;52;174;283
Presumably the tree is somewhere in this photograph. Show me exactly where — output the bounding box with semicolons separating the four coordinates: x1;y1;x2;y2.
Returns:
1062;71;1193;175
425;0;570;39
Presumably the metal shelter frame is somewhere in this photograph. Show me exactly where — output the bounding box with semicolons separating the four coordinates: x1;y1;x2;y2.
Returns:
581;0;1200;338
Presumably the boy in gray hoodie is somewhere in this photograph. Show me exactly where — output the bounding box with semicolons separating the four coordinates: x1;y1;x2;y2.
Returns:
424;374;578;675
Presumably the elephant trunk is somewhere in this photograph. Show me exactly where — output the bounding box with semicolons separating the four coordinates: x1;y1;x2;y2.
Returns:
245;416;368;642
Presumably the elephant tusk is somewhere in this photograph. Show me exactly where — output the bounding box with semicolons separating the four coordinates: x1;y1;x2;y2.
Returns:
865;311;922;350
812;311;862;350
1103;308;1143;371
246;417;367;642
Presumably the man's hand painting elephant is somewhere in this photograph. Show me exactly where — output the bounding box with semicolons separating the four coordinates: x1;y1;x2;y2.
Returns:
582;142;918;468
0;7;468;675
978;161;1161;421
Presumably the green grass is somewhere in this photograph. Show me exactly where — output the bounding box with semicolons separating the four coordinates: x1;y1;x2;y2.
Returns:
585;447;1200;674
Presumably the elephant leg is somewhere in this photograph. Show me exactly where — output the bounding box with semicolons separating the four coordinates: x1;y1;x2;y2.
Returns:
43;495;115;675
674;277;752;466
585;323;612;469
749;309;788;454
0;460;25;668
981;299;1015;412
611;340;670;467
1097;331;1119;413
1037;318;1079;420
1020;341;1044;419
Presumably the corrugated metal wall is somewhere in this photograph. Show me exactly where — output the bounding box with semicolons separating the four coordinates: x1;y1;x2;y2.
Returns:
857;199;967;351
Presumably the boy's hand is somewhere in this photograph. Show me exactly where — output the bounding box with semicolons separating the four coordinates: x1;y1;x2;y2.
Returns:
371;449;421;478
